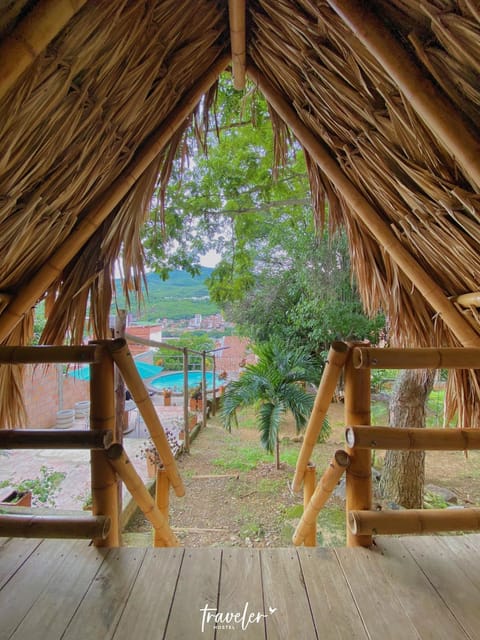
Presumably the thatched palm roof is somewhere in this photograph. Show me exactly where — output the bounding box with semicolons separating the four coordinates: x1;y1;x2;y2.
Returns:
1;0;480;425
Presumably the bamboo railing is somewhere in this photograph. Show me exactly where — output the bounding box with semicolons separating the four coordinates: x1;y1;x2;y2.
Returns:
0;341;184;548
292;344;480;548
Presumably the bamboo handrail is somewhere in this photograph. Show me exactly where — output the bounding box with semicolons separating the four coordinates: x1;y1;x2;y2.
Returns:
327;0;480;189
106;443;178;547
346;426;480;451
246;65;480;349
292;342;349;491
89;346;120;547
0;429;112;450
0;513;110;539
349;508;480;536
353;347;480;370
228;0;246;90
293;450;350;546
344;344;372;547
0;344;102;364
0;0;87;102
0;54;230;344
105;339;185;497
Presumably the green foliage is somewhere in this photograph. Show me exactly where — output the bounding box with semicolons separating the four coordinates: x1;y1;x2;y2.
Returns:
213;443;272;471
220;340;320;467
17;466;66;507
154;331;216;370
424;491;449;509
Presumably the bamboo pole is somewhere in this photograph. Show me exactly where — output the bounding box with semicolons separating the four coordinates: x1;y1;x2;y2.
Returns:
292;342;349;492
353;347;480;370
346;426;480;451
154;467;170;547
246;65;480;349
105;339;185;497
0;0;87;102
183;347;190;453
293;450;350;546
0;429;112;450
0;513;110;539
89;345;120;547
106;443;178;547
228;0;246;90
302;463;317;547
0;54;230;344
201;350;207;427
212;353;216;417
349;508;480;536
344;343;372;547
0;344;102;364
327;0;480;189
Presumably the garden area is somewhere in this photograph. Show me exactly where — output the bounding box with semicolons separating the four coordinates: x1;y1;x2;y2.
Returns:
124;383;480;548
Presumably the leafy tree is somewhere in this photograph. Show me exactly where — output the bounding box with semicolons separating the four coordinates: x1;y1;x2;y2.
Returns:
154;332;215;370
220;340;323;469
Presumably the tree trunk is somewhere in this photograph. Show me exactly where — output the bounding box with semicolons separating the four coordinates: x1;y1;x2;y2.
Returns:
379;369;434;508
275;437;280;470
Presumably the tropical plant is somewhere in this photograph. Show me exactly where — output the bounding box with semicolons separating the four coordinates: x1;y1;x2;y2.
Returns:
220;340;322;469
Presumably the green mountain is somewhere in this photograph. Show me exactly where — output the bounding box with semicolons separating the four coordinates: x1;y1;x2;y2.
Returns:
114;268;220;322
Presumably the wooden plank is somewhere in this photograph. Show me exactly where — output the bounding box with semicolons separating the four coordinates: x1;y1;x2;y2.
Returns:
298;547;368;639
335;545;421;639
164;548;221;640
425;535;480;591
404;535;480;638
0;537;40;589
373;538;468;640
62;547;147;640
10;541;108;640
113;548;184;640
261;549;317;640
216;548;265;640
0;539;75;639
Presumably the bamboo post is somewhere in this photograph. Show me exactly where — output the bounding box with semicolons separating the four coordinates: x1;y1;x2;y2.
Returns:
344;343;372;547
346;426;480;451
0;429;112;449
0;514;110;539
353;347;480;370
303;463;317;547
349;508;480;536
0;344;102;364
212;353;217;417
89;345;120;547
228;0;246;90
154;467;170;547
0;0;88;102
293;450;350;546
183;347;190;453
246;65;480;350
292;342;349;491
0;54;230;344
106;339;185;497
202;350;207;427
326;0;480;189
114;310;127;439
106;443;178;547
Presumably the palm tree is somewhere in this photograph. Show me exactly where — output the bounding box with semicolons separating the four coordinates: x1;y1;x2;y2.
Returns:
220;340;321;469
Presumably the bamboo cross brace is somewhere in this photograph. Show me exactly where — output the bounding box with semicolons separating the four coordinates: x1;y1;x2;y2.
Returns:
246;65;480;350
292;341;349;492
327;0;480;190
106;443;179;547
105;339;185;497
0;53;230;344
349;508;480;536
0;0;88;102
293;450;350;546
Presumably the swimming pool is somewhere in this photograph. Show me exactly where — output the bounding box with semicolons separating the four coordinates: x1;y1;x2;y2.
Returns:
149;371;219;393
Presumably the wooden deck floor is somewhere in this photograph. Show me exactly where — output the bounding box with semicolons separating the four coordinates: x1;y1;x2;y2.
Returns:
1;535;480;639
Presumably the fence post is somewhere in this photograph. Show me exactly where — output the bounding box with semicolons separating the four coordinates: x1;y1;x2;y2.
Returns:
344;341;372;547
183;347;190;452
303;463;316;546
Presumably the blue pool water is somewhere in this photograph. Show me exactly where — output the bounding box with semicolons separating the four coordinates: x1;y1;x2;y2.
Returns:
149;371;219;393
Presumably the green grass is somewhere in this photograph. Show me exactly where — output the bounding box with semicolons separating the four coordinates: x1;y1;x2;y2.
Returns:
213;443;273;471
